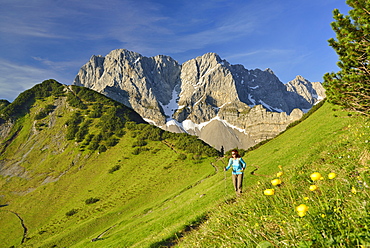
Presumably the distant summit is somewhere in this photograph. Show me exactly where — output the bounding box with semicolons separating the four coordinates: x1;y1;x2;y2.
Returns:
74;49;325;150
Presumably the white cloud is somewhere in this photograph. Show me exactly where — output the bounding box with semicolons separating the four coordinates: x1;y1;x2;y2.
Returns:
0;59;72;101
31;57;83;72
225;49;295;61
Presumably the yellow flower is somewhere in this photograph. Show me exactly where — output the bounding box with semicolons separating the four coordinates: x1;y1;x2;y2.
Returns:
309;185;318;191
298;211;306;217
276;171;283;177
264;189;275;195
328;172;337;179
296;204;308;217
303;197;309;201
310;172;322;181
271;179;282;186
351;187;357;194
296;204;309;217
296;204;309;213
278;165;282;169
321;214;326;218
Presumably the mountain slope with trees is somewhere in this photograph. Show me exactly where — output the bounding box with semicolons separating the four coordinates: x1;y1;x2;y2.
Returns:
0;80;222;247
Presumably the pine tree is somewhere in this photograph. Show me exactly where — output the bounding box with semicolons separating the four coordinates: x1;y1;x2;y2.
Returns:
323;0;370;115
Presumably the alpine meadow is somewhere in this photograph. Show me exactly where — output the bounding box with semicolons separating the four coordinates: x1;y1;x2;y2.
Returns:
1;79;369;247
1;0;370;247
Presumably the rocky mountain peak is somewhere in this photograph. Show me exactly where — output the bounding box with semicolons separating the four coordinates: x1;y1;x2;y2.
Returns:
264;68;275;75
286;75;326;105
73;49;326;150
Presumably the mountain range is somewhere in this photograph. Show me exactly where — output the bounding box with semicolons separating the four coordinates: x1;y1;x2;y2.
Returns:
74;49;326;151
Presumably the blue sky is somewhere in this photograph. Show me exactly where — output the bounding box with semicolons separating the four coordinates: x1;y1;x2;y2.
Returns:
0;0;350;102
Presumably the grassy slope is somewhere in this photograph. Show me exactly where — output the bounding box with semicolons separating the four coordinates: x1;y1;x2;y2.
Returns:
2;86;368;247
0;87;230;248
177;102;370;247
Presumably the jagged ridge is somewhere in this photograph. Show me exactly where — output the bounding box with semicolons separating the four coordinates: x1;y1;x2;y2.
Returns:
74;49;326;150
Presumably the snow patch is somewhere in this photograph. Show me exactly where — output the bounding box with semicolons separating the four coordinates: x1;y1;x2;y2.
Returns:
259;100;283;112
143;118;156;125
159;87;180;119
178;116;248;135
248;94;256;106
214;102;231;110
182;119;199;131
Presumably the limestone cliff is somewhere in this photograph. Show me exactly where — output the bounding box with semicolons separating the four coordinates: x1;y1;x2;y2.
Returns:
286;75;326;106
74;49;326;150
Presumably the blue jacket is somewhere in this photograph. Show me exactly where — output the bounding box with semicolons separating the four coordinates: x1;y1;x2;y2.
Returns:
225;157;246;175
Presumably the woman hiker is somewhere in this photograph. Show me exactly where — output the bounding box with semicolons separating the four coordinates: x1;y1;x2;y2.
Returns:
224;149;247;196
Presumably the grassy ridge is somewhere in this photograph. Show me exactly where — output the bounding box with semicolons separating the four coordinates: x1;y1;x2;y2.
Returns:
0;81;226;247
177;102;370;247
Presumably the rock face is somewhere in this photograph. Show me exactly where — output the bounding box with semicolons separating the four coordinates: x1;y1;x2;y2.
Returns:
74;49;326;151
286;75;326;107
74;49;180;126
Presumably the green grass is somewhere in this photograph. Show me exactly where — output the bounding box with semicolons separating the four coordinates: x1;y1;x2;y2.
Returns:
176;103;370;247
0;89;228;248
1;86;368;248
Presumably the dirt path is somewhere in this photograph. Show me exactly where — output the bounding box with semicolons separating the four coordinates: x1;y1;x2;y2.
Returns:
161;140;178;153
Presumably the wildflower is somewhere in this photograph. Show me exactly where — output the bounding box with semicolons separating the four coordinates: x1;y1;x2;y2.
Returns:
276;171;283;177
264;189;275;195
303;197;309;201
296;204;309;217
321;214;326;218
309;185;318;191
297;211;306;217
271;179;282;186
328;173;336;179
310;172;322;181
278;165;282;169
351;187;357;194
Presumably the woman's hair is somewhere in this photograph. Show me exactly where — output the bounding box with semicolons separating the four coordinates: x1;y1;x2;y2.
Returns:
231;149;241;158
